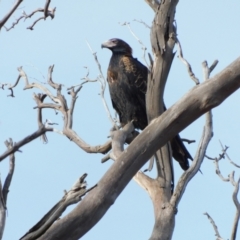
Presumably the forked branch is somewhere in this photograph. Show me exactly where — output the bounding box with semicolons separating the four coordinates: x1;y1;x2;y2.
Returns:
0;0;23;29
206;143;240;240
109;122;134;160
219;141;240;168
0;127;53;162
171;59;218;208
20;173;96;240
7;66;112;156
38;56;240;240
3;0;56;31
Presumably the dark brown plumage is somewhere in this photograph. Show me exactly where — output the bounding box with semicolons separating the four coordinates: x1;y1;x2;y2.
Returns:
102;38;192;170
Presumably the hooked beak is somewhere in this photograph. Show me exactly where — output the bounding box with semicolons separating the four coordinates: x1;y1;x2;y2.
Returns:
101;40;114;49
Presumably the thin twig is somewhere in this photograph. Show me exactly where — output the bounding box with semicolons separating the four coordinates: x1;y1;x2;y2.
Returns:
9;65;114;156
206;148;229;181
207;141;240;240
86;40;118;129
176;38;199;85
181;138;196;144
67;68;98;92
203;212;224;240
202;60;219;80
120;22;150;69
133;19;151;29
219;141;240;168
171;59;215;207
3;1;56;31
9;66;61;104
206;153;230;182
0;0;23;29
20;174;97;240
0;127;53;162
27;16;44;30
214;158;230;182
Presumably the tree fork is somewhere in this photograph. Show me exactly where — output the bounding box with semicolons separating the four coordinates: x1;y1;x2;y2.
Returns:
38;57;240;240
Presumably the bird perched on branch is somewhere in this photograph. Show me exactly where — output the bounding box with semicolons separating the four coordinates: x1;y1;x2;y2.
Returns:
101;38;192;170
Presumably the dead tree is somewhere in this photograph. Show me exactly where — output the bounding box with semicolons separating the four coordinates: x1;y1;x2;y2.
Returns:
0;1;240;240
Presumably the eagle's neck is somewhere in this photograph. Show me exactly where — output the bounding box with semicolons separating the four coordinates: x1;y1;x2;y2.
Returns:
110;52;132;63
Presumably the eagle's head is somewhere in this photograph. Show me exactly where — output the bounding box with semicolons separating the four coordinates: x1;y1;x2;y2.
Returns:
101;38;132;55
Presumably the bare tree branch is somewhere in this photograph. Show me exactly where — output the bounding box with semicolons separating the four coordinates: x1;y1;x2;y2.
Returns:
134;171;153;189
133;19;151;29
176;39;199;85
0;179;6;240
26;16;45;31
109;122;134;160
214;157;230;182
20;174;96;240
206;145;230;182
0;139;17;239
0;127;53;162
38;56;240;240
171;59;218;209
202;60;219;81
86;40;118;129
146;5;178;238
207;144;240;240
120;22;150;69
9;66;61;103
8;66;113;155
144;0;160;12
203;212;224;240
171;110;213;207
2;139;15;203
3;1;56;31
220;141;240;168
0;0;23;29
229;172;240;240
44;0;51;18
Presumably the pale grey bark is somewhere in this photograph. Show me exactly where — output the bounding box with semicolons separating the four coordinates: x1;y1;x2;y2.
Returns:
0;180;6;240
0;127;53;162
38;57;240;240
20;174;96;240
205;144;240;240
0;140;16;240
8;66;112;155
204;213;224;240
146;1;179;239
230;173;240;240
2;1;240;239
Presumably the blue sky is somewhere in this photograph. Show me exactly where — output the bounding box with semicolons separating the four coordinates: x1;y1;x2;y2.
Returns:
0;1;240;239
